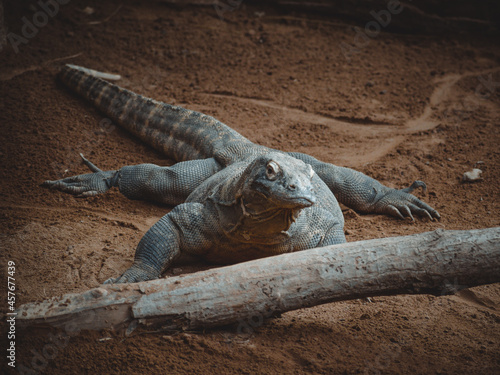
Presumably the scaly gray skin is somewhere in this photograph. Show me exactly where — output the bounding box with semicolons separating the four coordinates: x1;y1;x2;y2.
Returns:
43;65;440;284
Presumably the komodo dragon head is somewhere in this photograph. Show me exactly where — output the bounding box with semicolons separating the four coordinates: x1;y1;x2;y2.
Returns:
239;152;316;218
214;152;318;244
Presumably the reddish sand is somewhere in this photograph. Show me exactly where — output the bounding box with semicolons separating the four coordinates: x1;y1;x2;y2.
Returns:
0;1;499;374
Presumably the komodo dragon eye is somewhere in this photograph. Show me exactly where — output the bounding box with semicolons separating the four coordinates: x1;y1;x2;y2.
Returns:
266;161;280;180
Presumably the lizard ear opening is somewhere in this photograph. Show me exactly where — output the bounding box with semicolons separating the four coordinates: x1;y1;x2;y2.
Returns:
266;161;280;181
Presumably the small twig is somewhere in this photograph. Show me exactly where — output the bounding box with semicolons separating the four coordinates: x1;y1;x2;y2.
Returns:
43;52;84;65
67;65;121;81
0;52;83;81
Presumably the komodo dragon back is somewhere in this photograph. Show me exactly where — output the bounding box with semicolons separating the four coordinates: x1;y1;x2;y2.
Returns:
58;64;253;162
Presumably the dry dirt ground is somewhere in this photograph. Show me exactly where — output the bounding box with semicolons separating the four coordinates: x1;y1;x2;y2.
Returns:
1;1;499;374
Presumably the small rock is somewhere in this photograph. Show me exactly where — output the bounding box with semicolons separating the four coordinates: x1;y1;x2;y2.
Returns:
82;6;95;15
365;81;374;87
463;168;482;182
379;90;387;95
172;268;183;275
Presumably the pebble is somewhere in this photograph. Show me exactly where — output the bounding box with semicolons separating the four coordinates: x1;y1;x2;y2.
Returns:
463;168;482;182
172;268;183;275
82;7;95;15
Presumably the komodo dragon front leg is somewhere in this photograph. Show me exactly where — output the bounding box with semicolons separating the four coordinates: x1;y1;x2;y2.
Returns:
105;202;213;283
44;156;221;283
288;152;440;221
43;155;221;205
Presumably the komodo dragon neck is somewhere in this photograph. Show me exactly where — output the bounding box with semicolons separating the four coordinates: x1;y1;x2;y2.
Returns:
217;195;302;245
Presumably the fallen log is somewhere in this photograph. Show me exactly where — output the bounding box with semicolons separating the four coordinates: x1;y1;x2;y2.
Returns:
16;228;500;333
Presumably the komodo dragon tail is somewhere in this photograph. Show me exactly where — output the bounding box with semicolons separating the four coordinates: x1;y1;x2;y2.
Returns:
58;64;252;162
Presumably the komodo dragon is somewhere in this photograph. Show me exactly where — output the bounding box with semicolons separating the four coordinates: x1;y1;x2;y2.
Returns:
43;64;440;284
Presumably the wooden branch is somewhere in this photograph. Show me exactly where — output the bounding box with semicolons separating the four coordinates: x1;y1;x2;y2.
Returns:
16;228;500;333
